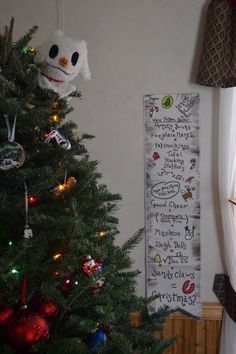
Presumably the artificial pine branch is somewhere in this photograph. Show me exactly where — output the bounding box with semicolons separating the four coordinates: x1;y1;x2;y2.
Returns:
121;228;144;253
14;24;38;50
0;17;14;64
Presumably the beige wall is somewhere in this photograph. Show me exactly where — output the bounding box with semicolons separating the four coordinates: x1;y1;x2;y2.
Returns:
1;0;223;301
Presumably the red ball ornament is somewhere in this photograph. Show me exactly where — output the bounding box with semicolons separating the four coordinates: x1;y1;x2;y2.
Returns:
5;310;49;350
33;298;57;318
0;306;14;324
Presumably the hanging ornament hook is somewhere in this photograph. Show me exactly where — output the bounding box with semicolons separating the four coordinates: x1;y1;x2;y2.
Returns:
21;276;28;309
0;115;25;170
4;114;16;142
23;182;33;240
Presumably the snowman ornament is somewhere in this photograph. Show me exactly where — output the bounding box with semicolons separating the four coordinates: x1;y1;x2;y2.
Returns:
35;30;91;98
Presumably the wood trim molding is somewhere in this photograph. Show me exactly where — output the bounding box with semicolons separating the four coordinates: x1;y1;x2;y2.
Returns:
169;302;223;321
129;302;223;328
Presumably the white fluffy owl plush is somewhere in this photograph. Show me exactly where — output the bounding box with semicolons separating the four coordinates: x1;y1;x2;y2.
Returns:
35;30;91;98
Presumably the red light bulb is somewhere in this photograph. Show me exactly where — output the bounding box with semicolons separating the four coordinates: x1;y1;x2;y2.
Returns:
28;196;38;206
43;132;49;139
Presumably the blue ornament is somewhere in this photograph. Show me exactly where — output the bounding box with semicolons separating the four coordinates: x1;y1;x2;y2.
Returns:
87;329;106;352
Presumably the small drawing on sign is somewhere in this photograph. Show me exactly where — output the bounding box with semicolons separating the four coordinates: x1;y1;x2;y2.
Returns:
162;95;174;109
184;225;194;240
154;254;161;265
182;187;193;202
185;176;194;183
182;280;195;294
190;158;196;170
149;106;159;117
151;181;180;200
152;152;160;160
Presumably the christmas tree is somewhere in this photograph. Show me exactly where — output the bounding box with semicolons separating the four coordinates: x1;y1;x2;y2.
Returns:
0;19;174;354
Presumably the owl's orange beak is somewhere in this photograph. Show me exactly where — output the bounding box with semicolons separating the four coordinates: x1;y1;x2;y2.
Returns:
58;57;69;68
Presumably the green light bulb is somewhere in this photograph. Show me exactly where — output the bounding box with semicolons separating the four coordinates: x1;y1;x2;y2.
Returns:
10;268;19;275
22;46;28;54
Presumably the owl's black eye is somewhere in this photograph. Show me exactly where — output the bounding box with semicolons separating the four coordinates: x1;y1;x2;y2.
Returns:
49;45;59;59
71;52;79;66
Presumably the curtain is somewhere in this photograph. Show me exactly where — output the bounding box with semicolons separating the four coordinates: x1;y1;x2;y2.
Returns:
197;1;236;351
218;88;236;354
197;0;236;87
220;312;236;354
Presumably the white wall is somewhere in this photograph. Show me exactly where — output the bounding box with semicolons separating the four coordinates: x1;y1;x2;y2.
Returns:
1;0;223;301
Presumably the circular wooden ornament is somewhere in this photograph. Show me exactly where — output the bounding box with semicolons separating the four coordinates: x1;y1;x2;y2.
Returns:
0;141;25;170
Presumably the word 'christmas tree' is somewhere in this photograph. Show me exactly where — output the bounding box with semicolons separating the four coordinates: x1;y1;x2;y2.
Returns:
0;19;174;354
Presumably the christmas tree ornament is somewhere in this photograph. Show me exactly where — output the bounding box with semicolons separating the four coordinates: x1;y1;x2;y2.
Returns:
86;329;106;352
66;176;77;189
23;183;33;240
82;256;102;277
32;298;57;318
91;276;106;297
0;115;25;170
23;225;33;239
45;129;71;150
0;306;14;325
34;30;91;98
3;277;49;351
5;310;49;350
53;175;77;196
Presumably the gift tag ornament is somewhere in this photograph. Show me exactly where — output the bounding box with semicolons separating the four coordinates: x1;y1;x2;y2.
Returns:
0;116;25;170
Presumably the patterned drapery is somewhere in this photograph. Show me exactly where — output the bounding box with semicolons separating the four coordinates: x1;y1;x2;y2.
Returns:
197;0;236;87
